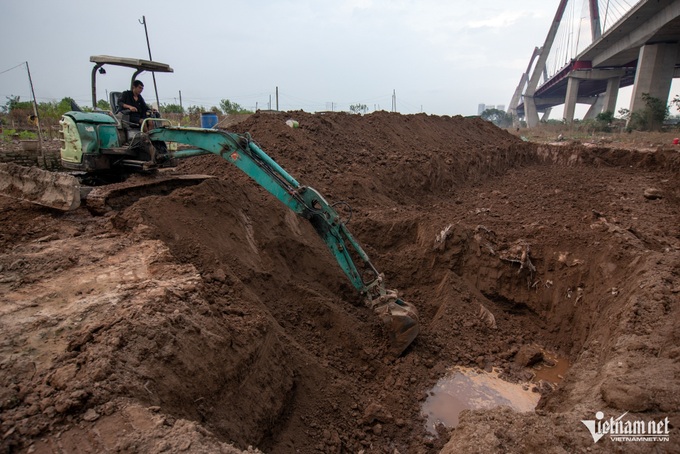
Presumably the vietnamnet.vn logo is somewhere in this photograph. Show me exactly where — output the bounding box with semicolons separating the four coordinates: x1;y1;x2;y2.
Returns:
581;411;670;443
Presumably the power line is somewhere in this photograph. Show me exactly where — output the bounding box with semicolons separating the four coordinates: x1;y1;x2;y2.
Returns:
0;63;26;77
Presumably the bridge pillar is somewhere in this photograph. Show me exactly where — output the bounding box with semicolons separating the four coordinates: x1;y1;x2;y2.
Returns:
524;96;540;128
564;77;580;123
585;95;605;119
602;76;621;114
630;43;679;115
541;108;552;122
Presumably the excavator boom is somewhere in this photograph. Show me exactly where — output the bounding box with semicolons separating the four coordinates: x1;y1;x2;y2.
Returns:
150;126;420;356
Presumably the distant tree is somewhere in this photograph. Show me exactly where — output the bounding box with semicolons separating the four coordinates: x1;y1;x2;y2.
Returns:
3;95;33;125
58;97;77;112
3;95;32;114
187;105;206;115
219;99;252;115
35;97;84;121
2;95;17;114
595;111;615;123
96;99;110;111
162;103;184;114
349;103;368;115
36;101;61;121
481;108;512;128
671;94;680;112
182;105;206;127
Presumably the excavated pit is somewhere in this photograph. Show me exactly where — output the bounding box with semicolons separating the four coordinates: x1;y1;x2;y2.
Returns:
0;111;678;453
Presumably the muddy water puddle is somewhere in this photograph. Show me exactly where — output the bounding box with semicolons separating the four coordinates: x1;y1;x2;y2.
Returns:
422;352;571;435
421;367;540;434
532;351;570;384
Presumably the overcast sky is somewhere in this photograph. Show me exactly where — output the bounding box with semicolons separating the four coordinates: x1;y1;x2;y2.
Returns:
0;0;648;117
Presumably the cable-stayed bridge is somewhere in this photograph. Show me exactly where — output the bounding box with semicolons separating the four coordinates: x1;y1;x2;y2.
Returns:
510;0;680;126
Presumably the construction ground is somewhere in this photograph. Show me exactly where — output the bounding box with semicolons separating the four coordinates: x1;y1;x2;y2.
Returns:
0;111;679;453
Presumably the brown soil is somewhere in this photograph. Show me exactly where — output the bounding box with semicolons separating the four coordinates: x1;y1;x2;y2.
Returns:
1;111;679;453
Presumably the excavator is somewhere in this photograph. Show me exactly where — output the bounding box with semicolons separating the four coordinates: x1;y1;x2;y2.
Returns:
0;55;419;356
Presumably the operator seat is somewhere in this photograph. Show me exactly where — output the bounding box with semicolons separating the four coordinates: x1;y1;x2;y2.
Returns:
109;91;142;143
110;91;122;114
110;91;135;126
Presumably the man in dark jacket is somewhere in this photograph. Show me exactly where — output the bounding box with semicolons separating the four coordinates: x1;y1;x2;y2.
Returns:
118;80;157;129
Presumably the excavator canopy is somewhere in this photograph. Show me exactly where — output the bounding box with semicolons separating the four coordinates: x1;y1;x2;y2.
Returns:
89;55;174;109
89;55;174;73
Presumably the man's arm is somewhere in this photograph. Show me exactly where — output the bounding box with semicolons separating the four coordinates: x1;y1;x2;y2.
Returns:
118;91;133;111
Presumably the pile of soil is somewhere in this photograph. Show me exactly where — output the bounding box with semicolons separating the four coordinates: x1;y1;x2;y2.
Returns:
0;111;678;453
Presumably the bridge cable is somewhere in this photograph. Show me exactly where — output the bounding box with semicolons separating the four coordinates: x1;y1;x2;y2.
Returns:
601;0;611;31
574;0;585;59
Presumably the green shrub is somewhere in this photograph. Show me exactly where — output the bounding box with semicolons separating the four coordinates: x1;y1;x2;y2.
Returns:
18;130;37;140
0;129;37;142
1;128;17;142
628;94;668;131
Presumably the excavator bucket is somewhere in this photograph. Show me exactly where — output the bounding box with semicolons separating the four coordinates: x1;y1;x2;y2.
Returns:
0;163;82;211
372;293;420;357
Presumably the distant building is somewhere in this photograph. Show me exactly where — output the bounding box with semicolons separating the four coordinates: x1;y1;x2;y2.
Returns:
496;105;505;112
477;104;486;115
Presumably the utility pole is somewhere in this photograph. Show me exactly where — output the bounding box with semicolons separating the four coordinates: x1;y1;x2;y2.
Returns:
25;61;45;167
139;16;161;112
392;89;396;112
276;86;279;111
179;90;183;110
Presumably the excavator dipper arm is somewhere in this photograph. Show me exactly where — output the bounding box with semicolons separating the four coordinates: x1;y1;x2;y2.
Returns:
148;126;420;356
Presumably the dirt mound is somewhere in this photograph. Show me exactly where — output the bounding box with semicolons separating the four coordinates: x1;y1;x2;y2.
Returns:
178;111;534;206
1;112;678;453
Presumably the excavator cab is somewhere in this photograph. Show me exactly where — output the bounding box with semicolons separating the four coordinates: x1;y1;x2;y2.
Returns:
59;55;174;174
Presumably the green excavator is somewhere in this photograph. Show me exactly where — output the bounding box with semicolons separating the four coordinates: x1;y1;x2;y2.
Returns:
0;55;419;356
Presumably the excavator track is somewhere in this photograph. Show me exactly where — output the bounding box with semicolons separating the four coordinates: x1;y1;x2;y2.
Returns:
0;162;213;214
83;173;215;214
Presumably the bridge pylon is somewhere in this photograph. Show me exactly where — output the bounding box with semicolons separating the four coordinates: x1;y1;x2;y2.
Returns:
511;0;679;128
